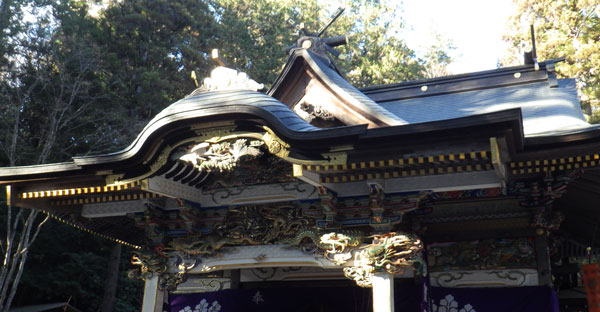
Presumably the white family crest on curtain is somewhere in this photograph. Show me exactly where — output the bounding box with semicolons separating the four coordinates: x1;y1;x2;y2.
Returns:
432;294;476;312
178;299;222;312
252;290;265;304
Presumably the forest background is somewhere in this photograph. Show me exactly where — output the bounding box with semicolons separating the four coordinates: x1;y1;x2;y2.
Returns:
0;0;597;311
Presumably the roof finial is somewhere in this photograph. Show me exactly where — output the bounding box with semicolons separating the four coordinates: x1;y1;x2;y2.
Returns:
286;7;348;59
523;24;540;70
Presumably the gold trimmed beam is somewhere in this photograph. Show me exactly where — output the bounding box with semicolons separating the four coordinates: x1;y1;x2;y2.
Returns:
319;164;494;183
18;181;143;199
50;191;161;206
509;153;600;175
293;164;323;187
305;150;491;173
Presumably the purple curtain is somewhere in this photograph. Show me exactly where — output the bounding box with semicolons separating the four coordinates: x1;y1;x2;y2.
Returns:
429;286;559;312
169;287;372;312
169;285;558;312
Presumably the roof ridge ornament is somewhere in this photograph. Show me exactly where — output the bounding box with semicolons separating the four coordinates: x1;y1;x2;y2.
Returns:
188;67;264;96
188;50;264;96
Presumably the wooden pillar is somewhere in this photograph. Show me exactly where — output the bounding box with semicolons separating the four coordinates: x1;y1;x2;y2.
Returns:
230;269;241;289
372;272;395;312
142;276;165;312
534;231;552;286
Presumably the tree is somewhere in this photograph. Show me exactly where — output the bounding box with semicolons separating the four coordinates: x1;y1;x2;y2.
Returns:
420;32;455;79
209;0;429;88
0;2;110;310
329;1;426;87
14;220;142;312
96;0;218;145
503;0;600;121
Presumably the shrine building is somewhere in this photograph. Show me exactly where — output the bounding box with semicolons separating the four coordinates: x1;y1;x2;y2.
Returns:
1;31;598;312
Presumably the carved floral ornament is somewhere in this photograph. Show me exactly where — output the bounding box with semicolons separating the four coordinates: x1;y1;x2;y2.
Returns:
293;101;335;123
179;139;265;173
178;134;284;168
175;125;345;176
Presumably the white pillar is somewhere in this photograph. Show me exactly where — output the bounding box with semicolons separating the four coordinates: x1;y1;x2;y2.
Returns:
142;275;165;312
372;272;395;312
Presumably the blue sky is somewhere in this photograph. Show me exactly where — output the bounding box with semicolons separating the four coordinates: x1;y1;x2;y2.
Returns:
401;0;516;74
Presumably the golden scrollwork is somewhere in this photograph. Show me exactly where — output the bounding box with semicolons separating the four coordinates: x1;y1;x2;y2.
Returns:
261;127;291;158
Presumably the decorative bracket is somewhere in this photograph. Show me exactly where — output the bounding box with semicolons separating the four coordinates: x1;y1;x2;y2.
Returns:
366;182;428;232
317;186;338;228
368;182;387;232
490;137;508;190
510;170;581;233
319;231;423;287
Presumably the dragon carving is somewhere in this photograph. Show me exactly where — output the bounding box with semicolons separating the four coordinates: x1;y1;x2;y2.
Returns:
135;204;423;289
127;248;168;280
286;230;423;287
128;248;197;291
344;232;423;287
165;206;310;256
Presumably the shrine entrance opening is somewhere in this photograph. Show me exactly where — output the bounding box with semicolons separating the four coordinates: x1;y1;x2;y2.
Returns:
160;268;424;312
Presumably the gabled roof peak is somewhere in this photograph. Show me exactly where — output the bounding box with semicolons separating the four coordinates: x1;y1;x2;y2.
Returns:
269;49;406;128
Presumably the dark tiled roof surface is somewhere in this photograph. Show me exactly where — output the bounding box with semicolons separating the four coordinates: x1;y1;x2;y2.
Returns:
378;79;598;137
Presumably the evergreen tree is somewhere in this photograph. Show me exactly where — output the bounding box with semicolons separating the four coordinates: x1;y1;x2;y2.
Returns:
503;0;600;121
209;0;429;88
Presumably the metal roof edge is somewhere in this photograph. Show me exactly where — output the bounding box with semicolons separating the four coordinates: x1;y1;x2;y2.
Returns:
360;58;565;93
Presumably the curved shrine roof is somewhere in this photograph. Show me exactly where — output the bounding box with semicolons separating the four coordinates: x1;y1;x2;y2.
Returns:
1;55;599;181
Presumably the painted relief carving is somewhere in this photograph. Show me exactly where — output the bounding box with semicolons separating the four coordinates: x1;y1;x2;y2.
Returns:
342;232;423;287
293;101;335;122
160;203;423;288
128;248;196;291
427;238;535;272
130;194;429;289
317;186;337;228
509;171;581;231
175;138;295;192
179;139;264;173
166;205;311;256
261;130;291;159
286;230;423;287
128;248;168;280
